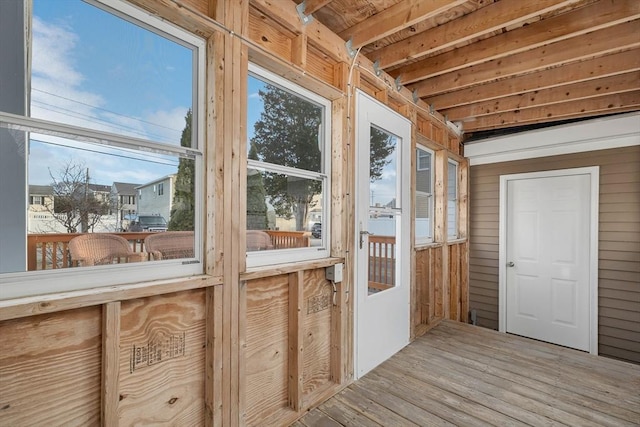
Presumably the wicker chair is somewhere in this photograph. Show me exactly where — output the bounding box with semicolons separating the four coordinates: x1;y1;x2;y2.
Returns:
144;231;195;260
246;230;274;251
68;234;146;266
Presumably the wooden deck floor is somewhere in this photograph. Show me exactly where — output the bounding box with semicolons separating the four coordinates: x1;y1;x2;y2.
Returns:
294;320;640;426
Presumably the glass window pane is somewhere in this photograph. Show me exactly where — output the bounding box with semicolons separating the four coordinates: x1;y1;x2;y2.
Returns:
367;213;398;295
448;161;458;238
370;127;397;209
246;167;323;251
0;122;195;272
416;147;433;242
30;0;194;147
248;75;323;173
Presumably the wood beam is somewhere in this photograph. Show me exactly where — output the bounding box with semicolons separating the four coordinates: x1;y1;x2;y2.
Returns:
338;0;467;49
425;48;640;110
393;0;640;84
251;0;350;63
444;72;640;122
463;91;640;131
412;19;640;97
372;0;579;69
303;0;333;16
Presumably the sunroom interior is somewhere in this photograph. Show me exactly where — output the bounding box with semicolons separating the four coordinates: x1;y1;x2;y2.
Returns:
0;0;638;425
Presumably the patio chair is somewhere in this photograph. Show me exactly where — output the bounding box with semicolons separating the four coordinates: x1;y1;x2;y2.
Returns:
144;231;195;260
68;233;146;266
246;230;274;251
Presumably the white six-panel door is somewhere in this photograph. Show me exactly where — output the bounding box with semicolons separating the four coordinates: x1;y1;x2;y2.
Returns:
500;168;598;353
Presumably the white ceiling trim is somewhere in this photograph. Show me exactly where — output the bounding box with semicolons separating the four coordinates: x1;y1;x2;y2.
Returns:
464;112;640;166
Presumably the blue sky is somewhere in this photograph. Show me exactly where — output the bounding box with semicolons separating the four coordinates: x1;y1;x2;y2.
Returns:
29;0;193;185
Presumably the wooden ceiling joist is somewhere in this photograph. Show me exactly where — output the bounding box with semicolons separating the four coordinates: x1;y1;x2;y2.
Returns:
411;19;640;98
338;0;467;49
425;48;640;110
392;0;640;85
463;90;640;131
301;0;333;16
444;72;640;122
372;0;580;70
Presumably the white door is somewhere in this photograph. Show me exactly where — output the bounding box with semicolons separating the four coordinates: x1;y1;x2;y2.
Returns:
502;168;598;352
355;91;411;378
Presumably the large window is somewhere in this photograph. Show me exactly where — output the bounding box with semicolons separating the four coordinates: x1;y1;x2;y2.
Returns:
246;65;330;266
415;146;434;244
447;159;459;239
0;0;205;299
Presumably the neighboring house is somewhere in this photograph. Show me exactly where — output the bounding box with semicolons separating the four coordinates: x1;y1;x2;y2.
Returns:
87;184;112;214
136;175;176;223
27;185;54;212
111;182;139;229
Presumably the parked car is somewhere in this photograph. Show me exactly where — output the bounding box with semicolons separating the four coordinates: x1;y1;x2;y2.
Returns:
126;215;168;232
311;222;322;238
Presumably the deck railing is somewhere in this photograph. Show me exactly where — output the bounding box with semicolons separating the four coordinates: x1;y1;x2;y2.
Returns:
264;230;310;249
27;230;312;271
368;235;396;292
27;232;156;271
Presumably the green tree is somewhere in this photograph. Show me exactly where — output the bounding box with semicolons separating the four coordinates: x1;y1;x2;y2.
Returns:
168;110;195;231
48;161;110;233
250;85;394;229
246;144;269;229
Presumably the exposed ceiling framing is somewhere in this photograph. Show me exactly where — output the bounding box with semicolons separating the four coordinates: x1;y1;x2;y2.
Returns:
292;0;640;139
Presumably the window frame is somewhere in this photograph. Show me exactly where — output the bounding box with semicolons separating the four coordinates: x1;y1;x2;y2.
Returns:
0;0;206;300
415;144;434;245
447;158;459;240
246;64;331;268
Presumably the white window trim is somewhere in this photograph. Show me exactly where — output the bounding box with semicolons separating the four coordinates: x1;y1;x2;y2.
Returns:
447;158;459;240
0;0;206;300
415;144;434;245
246;64;331;268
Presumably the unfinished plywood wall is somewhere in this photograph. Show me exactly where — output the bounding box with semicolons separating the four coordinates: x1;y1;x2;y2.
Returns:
0;0;467;426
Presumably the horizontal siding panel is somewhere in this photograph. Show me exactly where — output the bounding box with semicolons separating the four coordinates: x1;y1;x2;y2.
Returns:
470;287;498;299
599;250;640;262
598;335;640;353
472;206;499;215
469;265;498;275
599;204;640;214
600;182;640;194
600;306;640;322
600;240;640;252
469;272;499;282
470;221;499;230
599;288;640;301
469;294;498;307
470;198;499;207
599;172;640;185
599;231;640;243
599;316;640;333
468;301;498;314
599;298;640;312
469;258;498;268
599;269;640;282
600;192;640;204
470;228;498;238
599;278;640;292
470;214;499;222
600;211;640;223
599;221;640;233
598;325;640;343
600;259;640;273
469;236;499;245
469;249;498;260
468;280;498;293
599;345;640;364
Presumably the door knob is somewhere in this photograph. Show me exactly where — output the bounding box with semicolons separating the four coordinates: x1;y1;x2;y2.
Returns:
507;261;515;267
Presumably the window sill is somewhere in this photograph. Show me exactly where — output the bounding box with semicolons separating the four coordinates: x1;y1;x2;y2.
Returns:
242;257;343;281
0;274;221;322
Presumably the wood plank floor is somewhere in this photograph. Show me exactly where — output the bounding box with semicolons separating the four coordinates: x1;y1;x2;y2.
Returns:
294;320;640;426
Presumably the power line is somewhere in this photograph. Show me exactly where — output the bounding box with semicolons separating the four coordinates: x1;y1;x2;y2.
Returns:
32;101;177;143
32;88;185;133
30;138;180;167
